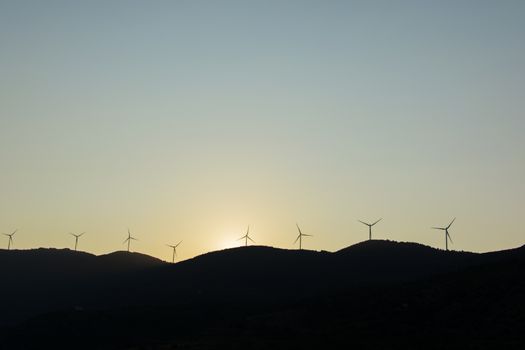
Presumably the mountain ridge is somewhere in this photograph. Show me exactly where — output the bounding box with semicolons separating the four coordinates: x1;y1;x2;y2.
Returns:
0;240;523;326
3;239;524;263
1;240;524;348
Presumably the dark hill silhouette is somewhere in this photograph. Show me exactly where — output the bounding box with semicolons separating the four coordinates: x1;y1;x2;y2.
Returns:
0;241;524;349
1;248;164;291
0;248;164;324
97;250;165;269
1;248;163;278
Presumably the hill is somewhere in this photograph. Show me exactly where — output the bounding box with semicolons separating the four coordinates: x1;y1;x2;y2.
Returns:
0;241;524;349
0;248;164;324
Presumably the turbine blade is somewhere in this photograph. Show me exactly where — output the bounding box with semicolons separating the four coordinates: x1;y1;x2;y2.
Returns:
296;223;302;235
371;218;382;226
358;220;369;226
123;238;130;244
302;233;313;237
79;232;85;237
447;217;456;229
248;237;255;243
237;236;246;241
12;229;17;235
175;240;182;247
447;232;453;244
432;227;445;230
246;225;250;235
293;235;300;244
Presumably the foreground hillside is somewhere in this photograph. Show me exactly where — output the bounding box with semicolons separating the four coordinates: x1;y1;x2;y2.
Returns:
0;241;524;349
0;248;165;324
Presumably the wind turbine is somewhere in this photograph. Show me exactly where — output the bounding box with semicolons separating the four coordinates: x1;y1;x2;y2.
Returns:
358;218;382;240
237;226;254;247
69;232;85;251
294;223;312;250
3;229;17;250
432;217;456;251
123;229;138;252
167;240;182;263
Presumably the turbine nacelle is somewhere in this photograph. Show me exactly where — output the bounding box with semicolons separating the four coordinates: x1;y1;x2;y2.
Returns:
358;218;382;227
69;232;85;238
167;240;183;249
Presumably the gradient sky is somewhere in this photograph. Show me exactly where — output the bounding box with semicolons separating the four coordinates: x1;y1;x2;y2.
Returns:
1;1;524;261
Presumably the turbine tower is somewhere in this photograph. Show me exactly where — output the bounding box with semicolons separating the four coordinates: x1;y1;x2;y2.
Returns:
69;232;85;251
3;229;17;250
432;218;456;251
294;223;312;250
237;226;254;247
167;240;182;263
358;218;382;240
123;229;138;252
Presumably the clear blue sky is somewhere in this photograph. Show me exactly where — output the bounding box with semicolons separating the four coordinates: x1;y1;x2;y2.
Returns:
1;1;524;260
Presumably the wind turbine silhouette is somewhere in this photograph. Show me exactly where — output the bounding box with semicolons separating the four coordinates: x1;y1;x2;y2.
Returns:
123;229;138;252
3;229;17;250
167;240;182;263
294;223;312;250
237;226;254;247
69;232;85;251
358;218;382;240
432;218;456;251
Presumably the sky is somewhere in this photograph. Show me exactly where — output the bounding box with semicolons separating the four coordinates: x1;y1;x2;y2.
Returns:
0;0;524;261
